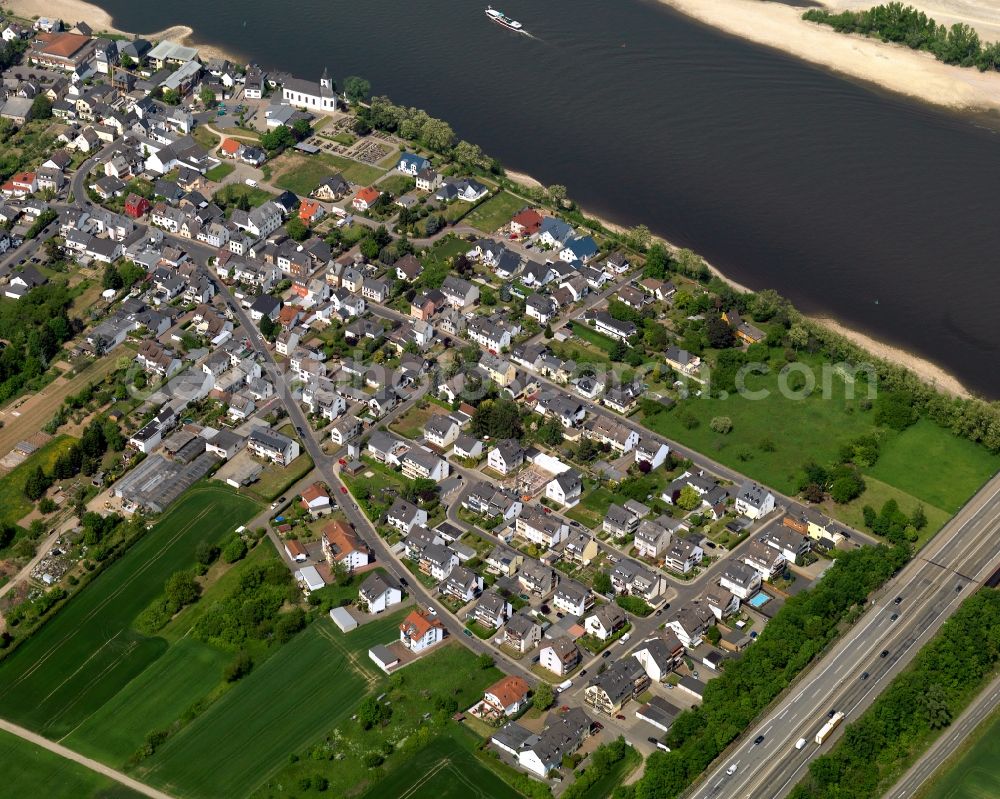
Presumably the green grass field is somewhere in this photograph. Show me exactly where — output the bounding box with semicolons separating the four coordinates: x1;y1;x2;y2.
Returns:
319;153;386;186
0;729;142;799
923;708;1000;799
0;484;258;739
0;435;77;526
245;450;314;503
575;747;642;799
360;727;522;799
64;637;229;765
379;173;415;197
138;613;407;798
464;191;526;233
866;419;1000;514
567;485;617;529
204;163;235;183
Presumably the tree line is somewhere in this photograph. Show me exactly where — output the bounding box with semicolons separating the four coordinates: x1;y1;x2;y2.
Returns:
23;419;124;502
789;589;1000;799
804;3;1000;71
616;544;909;799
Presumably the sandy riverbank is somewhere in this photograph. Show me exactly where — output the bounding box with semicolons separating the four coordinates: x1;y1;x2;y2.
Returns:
655;0;1000;113
4;0;241;62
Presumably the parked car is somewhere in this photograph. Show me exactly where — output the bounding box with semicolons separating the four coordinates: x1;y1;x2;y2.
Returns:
615;714;626;720
340;486;348;494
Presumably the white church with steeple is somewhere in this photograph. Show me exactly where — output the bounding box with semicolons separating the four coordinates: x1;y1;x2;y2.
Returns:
281;68;339;112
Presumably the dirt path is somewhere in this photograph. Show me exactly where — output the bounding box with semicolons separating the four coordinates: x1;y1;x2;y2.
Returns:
0;717;175;799
0;350;130;459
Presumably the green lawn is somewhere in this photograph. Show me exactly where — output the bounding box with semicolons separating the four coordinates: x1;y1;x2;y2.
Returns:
0;484;259;739
419;236;472;289
318;152;386;186
866;419;1000;514
464;191;526;233
273;160;329;196
245;451;314;503
378;173;415;197
575;746;642;799
0;435;77;526
0;729;142;799
138;613;408;798
361;727;522;799
214;184;273;212
571;322;620;355
390;403;439;440
204;163;235;183
63;637;229;766
922;706;1000;799
567;485;617;529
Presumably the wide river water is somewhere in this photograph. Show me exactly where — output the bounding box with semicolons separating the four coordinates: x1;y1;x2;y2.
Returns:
96;0;1000;396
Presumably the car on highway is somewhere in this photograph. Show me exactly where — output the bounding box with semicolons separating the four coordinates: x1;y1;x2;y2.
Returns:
956;583;964;591
795;738;807;750
827;709;837;718
340;486;348;494
890;613;899;621
861;672;869;680
893;596;903;604
753;735;765;745
880;649;890;658
727;764;738;776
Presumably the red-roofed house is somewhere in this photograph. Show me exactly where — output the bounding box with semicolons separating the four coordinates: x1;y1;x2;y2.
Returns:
1;172;37;197
352;187;380;212
510;208;543;238
300;482;332;516
399;608;445;653
124;193;151;219
284;538;308;562
322;519;370;572
482;675;531;718
298;199;325;225
220;138;243;158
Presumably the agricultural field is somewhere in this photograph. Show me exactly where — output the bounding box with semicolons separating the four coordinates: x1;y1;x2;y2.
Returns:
139;613;407;798
0;730;142;799
256;641;510;799
360;728;521;799
0;484;258;739
464;191;527;233
923;708;1000;799
63;638;229;765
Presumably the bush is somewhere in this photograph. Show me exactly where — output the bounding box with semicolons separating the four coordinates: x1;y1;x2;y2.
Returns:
224;651;254;682
221;534;248;563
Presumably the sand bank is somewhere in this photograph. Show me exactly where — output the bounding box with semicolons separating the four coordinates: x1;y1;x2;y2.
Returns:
4;0;241;62
656;0;1000;113
810;316;972;398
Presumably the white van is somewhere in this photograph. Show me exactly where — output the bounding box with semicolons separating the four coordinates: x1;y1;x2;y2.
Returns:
726;764;738;776
795;738;807;750
244;178;258;187
557;679;573;692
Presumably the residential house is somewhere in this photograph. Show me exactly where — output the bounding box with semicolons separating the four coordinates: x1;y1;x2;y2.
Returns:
545;469;582;507
482;675;531;719
663;538;704;575
487;439;524;475
635;438;670;470
503;613;542;653
584;416;639;454
539;637;581;677
400;447;450;482
718;560;762;601
552;579;594;617
584;659;650;716
418;543;458;581
515;507;567;548
603;504;639;540
359;572;403;614
584;605;627;641
387;498;427;534
518;559;557;597
611;559;666;602
664;602;715;648
321;519;371;572
560;531;599;567
734;480;776;520
759;525;811;565
485;544;523;577
424;414;460;448
742;538;786;580
352;186;380;212
399;608;445;653
632;633;685;682
440;275;479;311
247;427;300;465
442;565;483;603
591;311;637;342
299;482;332;517
474;589;513;629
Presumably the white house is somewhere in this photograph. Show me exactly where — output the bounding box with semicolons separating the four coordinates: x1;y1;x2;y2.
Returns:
545;469;582;507
359;571;403;614
734;480;776;520
584;605;627;641
399;609;445;653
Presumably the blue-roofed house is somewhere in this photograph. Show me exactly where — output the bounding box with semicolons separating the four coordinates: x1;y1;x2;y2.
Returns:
537;217;575;248
560;236;599;264
397;153;430;176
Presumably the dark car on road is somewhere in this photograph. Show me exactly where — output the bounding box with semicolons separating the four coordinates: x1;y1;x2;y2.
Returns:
754;735;765;745
880;650;890;658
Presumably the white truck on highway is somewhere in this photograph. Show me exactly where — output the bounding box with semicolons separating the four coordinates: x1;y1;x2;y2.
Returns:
814;711;845;744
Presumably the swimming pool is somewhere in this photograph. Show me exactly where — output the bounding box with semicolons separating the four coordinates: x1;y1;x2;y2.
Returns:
748;591;773;608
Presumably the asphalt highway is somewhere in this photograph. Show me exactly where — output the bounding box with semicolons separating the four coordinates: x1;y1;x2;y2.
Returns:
689;472;1000;799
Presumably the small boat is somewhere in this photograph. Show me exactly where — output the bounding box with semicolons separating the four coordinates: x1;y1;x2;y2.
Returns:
485;6;525;33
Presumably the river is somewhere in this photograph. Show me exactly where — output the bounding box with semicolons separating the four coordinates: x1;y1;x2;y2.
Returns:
94;0;1000;396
